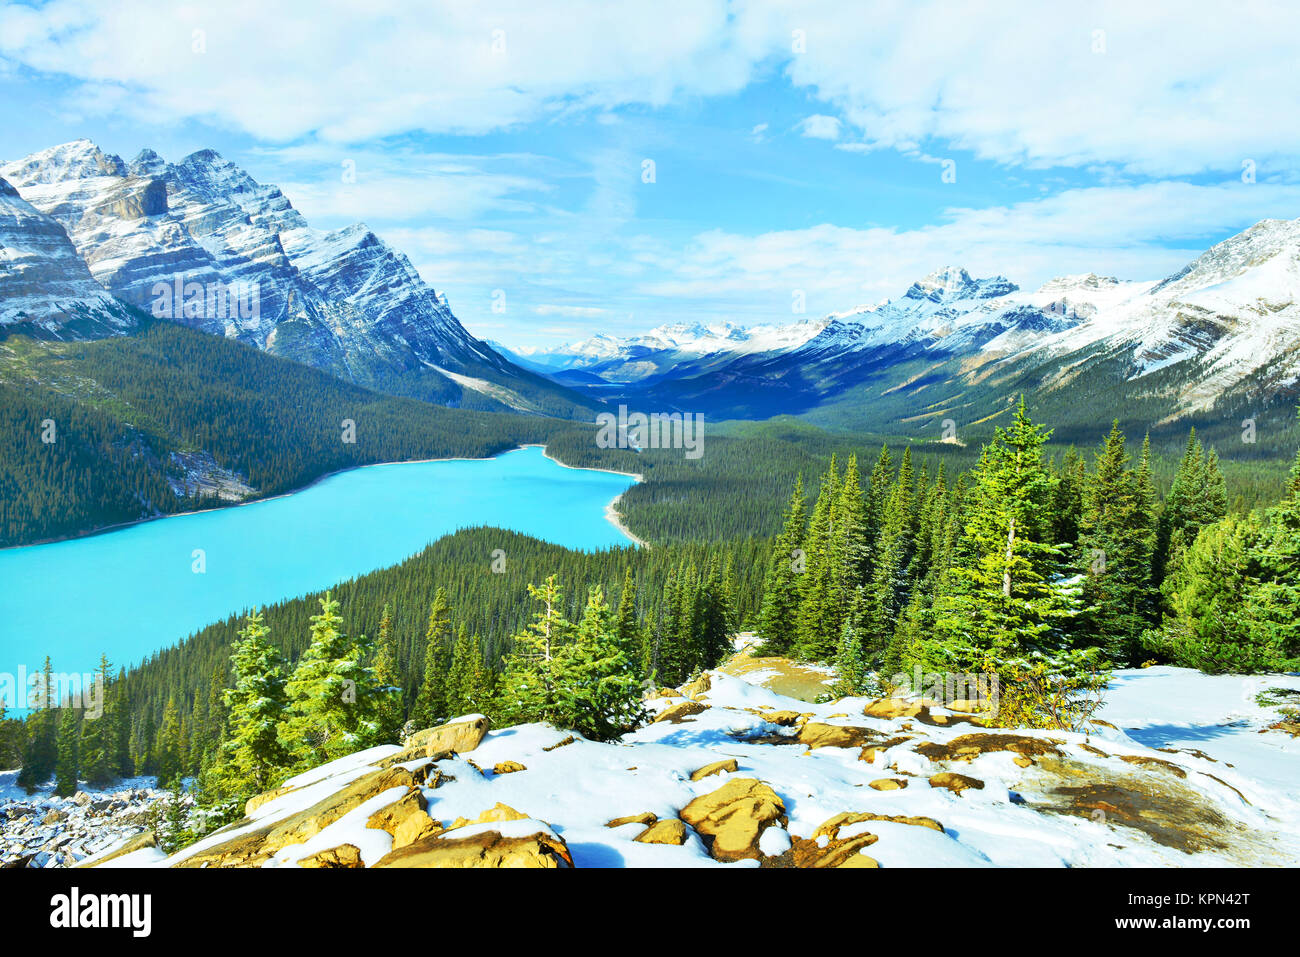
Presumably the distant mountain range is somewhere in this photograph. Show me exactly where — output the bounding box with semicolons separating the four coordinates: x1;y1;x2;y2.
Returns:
0;140;593;418
498;224;1300;436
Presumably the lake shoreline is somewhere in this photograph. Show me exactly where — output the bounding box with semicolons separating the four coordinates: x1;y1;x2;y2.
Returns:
2;443;647;552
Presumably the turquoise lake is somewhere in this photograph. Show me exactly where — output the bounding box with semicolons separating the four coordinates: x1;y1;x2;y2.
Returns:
0;446;637;681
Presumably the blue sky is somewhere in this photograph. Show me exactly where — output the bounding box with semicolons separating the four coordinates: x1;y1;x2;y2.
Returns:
3;1;1300;347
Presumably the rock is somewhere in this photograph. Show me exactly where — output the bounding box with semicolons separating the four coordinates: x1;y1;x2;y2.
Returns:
635;819;689;845
42;809;66;825
930;771;985;795
771;833;880;868
606;812;658;828
947;698;991;714
681;673;712;699
543;736;576;752
1013;756;1034;768
798;722;880;750
374;826;573;868
175;765;422;868
296;844;364;868
679;778;786;862
690;758;738;781
654;701;709;724
80;830;156;868
406;715;490;756
816;810;944;835
760;710;806;727
366;789;430;837
69;791;92;807
915;733;1062;763
492;761;527;775
392;809;441;849
451;803;528;829
863;698;922;720
245;783;295;817
869;778;908;791
1118;755;1187;778
647;688;682;700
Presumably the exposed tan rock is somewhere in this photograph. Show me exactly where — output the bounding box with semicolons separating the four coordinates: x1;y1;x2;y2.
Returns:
947;698;991;714
174;765;421;868
374;826;573;868
451;803;528;829
296;844;363;868
690;758;738;781
682;673;712;699
81;830;156;867
492;761;527;775
406;715;490;756
798;722;880;749
1119;754;1187;778
770;833;880;868
245;783;295;817
393;810;441;849
679;778;786;861
930;771;985;794
863;698;922;720
42;809;65;825
606;812;658;828
543;735;576;751
814;810;944;837
869;778;908;791
635;819;688;845
366;788;426;835
915;733;1062;763
654;700;709;724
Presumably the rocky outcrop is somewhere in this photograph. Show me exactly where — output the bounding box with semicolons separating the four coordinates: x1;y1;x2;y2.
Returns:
374;825;573;868
405;715;490;756
679;778;787;862
689;759;738;781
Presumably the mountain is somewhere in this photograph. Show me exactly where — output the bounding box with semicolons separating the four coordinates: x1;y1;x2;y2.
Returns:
0;174;136;338
506;228;1300;437
0;140;594;417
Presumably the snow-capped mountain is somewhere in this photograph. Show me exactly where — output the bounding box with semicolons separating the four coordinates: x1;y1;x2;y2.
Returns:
0;140;590;416
508;227;1300;426
0;174;134;337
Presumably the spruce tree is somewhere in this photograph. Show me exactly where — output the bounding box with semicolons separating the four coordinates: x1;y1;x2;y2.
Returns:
793;456;842;660
410;589;453;728
550;586;647;740
54;706;80;797
156;696;184;789
371;603;405;741
281;593;379;768
497;576;573;726
865;446;917;655
757;476;806;654
79;656;115;788
17;657;57;791
207;612;289;800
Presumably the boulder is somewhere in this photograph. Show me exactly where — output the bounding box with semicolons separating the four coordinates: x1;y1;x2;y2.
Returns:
365;788;439;850
798;722;880;750
759;710;806;727
374;826;573;868
635;819;688;845
606;812;658;828
681;673;712;700
689;758;738;781
680;778;786;862
42;809;66;825
863;698;922;720
296;844;364;868
492;761;527;775
405;715;490;756
869;778;908;791
450;803;528;830
929;771;985;795
815;810;944;835
654;701;709;724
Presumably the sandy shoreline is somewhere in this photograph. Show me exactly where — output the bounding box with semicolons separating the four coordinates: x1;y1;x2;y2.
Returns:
6;442;647;551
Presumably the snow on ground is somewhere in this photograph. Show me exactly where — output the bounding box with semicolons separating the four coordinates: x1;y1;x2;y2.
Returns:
144;662;1300;869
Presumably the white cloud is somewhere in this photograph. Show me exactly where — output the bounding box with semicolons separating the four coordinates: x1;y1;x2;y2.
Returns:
797;114;842;141
3;2;1299;175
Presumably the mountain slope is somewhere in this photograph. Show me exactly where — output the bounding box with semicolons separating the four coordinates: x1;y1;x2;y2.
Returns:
0;140;595;418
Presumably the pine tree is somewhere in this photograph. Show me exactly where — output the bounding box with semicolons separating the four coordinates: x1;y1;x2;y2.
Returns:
371;603;405;742
79;655;115;788
445;624;477;718
833;586;872;695
1244;439;1300;665
54;707;80;797
1155;429;1228;586
206;612;290;800
550;586;647;740
1077;422;1156;664
17;657;57;791
410;589;453;728
281;593;379;768
1050;447;1086;547
613;568;641;666
924;398;1074;672
757;476;806;654
865;446;917;655
497;575;574;726
156;696;184;789
794;456;842;660
113;667;134;778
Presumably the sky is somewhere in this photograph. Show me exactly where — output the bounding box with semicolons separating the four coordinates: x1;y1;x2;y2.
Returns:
2;1;1299;348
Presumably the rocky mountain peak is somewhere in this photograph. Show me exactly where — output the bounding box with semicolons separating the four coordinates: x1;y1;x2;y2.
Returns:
4;139;127;184
903;266;1017;303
